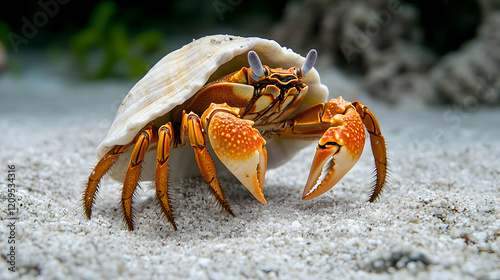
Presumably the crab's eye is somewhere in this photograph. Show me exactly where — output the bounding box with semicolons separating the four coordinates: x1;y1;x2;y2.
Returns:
301;49;317;76
263;67;269;76
248;51;264;78
295;68;302;77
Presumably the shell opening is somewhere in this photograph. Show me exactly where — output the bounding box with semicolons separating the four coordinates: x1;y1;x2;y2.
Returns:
247;50;264;79
301;49;317;76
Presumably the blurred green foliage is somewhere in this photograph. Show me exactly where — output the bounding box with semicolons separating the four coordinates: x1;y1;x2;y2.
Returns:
0;0;485;82
0;0;288;79
70;1;163;79
0;21;10;47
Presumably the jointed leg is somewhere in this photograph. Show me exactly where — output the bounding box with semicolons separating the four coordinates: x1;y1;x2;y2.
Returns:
122;125;156;231
155;123;177;230
352;101;388;202
83;144;131;219
260;97;387;201
182;112;235;216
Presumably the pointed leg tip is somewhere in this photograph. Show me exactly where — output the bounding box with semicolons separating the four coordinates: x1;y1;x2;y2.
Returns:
227;207;236;217
82;199;94;220
126;222;135;231
163;212;178;231
171;223;178;231
368;193;381;203
84;211;92;220
165;214;178;230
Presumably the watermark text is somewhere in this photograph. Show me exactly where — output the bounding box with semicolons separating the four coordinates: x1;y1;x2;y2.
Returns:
7;0;70;53
5;165;17;272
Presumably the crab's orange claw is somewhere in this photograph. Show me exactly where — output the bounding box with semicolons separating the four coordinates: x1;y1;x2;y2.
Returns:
302;107;366;200
203;104;268;204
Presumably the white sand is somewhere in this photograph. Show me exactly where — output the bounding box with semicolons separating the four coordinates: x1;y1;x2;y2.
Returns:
1;65;499;280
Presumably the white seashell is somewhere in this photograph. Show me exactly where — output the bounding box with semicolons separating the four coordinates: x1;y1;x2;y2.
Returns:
97;34;328;181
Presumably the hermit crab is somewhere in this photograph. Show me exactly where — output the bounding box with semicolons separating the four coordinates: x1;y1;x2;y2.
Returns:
83;35;387;231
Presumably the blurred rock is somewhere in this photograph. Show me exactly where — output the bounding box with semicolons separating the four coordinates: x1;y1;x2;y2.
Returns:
425;12;500;105
271;0;500;105
477;0;500;17
0;41;6;73
271;0;435;103
365;246;432;273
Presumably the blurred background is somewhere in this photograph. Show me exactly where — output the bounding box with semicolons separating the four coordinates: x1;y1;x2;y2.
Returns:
2;3;499;278
0;0;499;109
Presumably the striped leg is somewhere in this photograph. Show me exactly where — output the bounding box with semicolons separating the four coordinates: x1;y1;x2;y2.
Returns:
83;144;131;220
155;123;177;230
182;111;234;216
121;125;156;231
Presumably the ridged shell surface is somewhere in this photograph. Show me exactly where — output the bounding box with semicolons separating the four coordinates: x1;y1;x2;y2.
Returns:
97;34;328;181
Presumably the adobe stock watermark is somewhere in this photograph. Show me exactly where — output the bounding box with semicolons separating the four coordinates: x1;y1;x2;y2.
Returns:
7;0;70;54
340;0;403;63
5;165;18;273
213;0;242;21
